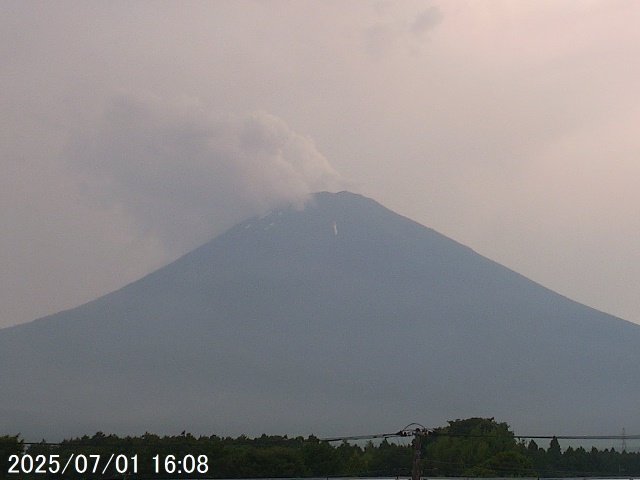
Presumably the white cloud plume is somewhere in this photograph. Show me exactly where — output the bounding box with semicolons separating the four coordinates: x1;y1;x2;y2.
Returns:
68;93;343;253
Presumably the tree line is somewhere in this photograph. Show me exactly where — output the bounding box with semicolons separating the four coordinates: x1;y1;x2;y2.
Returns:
2;417;639;479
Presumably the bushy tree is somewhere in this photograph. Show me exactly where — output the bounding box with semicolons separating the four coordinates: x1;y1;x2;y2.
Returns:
424;417;526;476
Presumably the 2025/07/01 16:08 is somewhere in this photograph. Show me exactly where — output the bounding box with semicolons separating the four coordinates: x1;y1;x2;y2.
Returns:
6;453;208;476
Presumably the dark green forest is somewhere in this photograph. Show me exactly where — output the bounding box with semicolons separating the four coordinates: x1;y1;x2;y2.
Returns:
2;418;639;479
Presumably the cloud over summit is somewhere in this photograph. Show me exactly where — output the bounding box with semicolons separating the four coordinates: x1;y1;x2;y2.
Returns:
69;94;343;253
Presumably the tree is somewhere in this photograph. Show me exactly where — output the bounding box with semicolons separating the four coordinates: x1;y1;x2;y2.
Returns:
424;418;528;476
0;435;24;480
477;451;535;477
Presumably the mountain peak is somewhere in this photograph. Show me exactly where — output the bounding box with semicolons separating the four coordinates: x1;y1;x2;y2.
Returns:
1;192;639;441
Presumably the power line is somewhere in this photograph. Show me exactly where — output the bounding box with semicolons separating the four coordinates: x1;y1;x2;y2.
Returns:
515;434;640;440
321;428;640;442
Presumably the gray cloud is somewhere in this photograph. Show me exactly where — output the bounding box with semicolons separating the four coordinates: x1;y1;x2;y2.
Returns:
411;6;443;35
364;3;442;57
68;93;343;253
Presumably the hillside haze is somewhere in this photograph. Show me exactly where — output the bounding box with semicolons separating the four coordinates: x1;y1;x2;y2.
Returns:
1;191;639;441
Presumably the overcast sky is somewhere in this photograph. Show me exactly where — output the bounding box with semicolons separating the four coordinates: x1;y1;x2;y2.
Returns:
2;0;639;329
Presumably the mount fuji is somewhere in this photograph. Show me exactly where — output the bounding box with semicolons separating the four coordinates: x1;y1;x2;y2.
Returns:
1;191;639;441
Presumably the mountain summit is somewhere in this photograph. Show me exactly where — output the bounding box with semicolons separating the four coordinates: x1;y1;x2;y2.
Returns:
2;191;639;440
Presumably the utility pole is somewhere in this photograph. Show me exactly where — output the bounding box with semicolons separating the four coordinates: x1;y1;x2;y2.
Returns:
320;422;431;480
411;428;424;480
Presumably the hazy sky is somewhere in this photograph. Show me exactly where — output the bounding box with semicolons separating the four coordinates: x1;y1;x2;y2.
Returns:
2;0;639;329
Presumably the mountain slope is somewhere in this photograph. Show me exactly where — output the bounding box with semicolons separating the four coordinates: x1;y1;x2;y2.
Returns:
1;191;639;440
